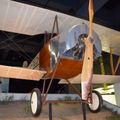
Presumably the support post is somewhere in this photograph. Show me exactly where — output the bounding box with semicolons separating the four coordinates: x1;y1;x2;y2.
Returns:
115;57;120;74
99;56;107;90
110;47;120;75
110;47;115;75
82;103;87;120
49;103;52;120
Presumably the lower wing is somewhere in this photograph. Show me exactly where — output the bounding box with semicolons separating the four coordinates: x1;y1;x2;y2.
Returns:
59;74;120;84
0;65;46;81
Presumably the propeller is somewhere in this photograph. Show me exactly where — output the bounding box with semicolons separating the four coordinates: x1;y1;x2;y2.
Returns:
88;0;94;37
81;0;95;102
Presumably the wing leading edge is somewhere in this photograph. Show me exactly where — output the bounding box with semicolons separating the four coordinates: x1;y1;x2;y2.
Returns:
0;65;46;81
59;74;120;84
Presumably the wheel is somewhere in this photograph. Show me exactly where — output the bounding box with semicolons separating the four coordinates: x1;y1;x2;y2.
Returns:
87;90;103;113
30;88;42;117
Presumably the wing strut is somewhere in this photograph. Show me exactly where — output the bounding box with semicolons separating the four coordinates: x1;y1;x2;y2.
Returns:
41;15;60;104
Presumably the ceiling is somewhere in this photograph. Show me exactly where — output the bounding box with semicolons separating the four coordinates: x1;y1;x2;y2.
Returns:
0;0;119;66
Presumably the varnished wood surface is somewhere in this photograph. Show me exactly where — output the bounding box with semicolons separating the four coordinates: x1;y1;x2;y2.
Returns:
81;38;93;81
39;42;83;79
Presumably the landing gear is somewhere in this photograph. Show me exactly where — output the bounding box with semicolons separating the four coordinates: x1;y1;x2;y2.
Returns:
30;88;102;118
30;88;42;117
87;90;103;113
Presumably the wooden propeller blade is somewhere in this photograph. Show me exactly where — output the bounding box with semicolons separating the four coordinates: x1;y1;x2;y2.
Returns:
88;0;94;37
81;0;94;101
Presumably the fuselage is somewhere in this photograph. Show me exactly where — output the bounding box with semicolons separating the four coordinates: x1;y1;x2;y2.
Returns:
39;41;83;79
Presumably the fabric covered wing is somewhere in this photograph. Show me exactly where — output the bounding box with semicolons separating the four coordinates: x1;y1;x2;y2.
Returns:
0;65;46;81
59;74;120;84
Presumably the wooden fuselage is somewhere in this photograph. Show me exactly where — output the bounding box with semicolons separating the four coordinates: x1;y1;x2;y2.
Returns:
39;42;83;79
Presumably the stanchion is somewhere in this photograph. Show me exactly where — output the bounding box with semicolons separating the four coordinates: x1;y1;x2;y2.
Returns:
82;102;87;120
49;103;52;120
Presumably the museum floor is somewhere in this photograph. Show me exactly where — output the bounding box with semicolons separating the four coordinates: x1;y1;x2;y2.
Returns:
0;101;116;120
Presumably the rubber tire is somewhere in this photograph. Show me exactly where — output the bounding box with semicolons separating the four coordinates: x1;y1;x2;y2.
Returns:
87;90;103;113
30;88;42;117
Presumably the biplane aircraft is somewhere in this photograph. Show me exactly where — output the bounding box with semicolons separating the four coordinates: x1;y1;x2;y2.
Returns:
0;0;120;117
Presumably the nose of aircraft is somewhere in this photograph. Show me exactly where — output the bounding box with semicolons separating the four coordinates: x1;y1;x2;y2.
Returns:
65;23;102;60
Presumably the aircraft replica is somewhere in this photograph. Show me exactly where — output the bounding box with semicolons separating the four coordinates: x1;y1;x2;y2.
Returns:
0;0;120;117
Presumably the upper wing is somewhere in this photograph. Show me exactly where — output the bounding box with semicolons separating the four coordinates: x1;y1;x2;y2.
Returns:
0;0;119;55
59;74;120;84
0;65;46;81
